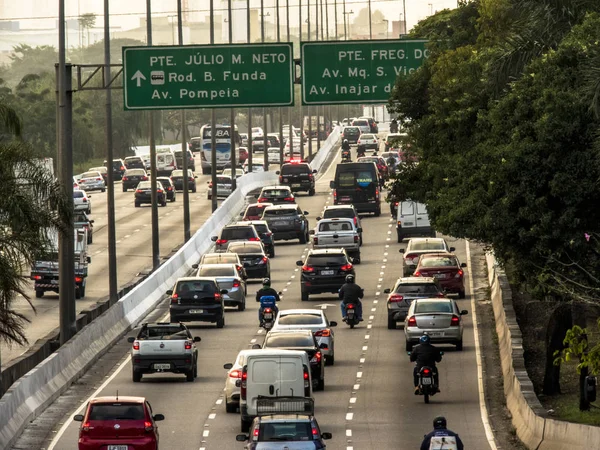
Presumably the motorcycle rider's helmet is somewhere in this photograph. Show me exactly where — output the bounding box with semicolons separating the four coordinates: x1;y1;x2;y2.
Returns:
343;139;349;144
345;274;355;283
433;416;447;429
419;334;431;345
262;278;271;287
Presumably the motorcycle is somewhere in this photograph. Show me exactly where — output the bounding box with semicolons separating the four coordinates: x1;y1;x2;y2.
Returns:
356;149;366;159
341;149;351;162
261;307;276;330
417;366;437;404
258;292;281;330
344;303;360;329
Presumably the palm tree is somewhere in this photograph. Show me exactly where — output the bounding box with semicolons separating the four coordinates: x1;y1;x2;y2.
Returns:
0;103;71;345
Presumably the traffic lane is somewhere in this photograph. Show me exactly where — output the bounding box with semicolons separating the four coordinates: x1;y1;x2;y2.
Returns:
349;235;491;449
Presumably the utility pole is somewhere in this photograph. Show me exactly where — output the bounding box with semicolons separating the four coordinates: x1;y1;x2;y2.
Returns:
228;0;237;189
177;0;191;241
368;0;372;38
247;0;253;173
261;0;268;172
210;0;218;211
277;0;284;168
325;0;329;40
334;0;338;38
287;0;293;162
307;0;312;160
299;0;304;160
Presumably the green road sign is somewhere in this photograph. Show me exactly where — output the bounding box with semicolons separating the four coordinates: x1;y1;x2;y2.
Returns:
122;43;294;110
301;39;429;105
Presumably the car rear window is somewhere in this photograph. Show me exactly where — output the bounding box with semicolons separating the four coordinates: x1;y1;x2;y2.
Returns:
395;283;441;295
141;326;187;339
176;280;217;294
251;223;269;233
323;208;355;219
228;243;263;254
344;127;359;133
137;181;151;189
157;178;172;187
259;422;312;441
88;403;145;421
73;191;84;198
265;334;314;348
306;254;347;266
81;171;99;178
89;167;107;173
281;164;310;175
263;208;297;217
221;227;256;240
353;120;368;126
415;301;454;314
318;221;353;232
197;266;236;277
126;169;146;176
411;241;446;251
172;170;184;177
278;314;324;325
262;189;289;197
420;256;457;267
401;202;414;215
245;205;269;216
361;134;375;139
125;157;142;162
201;254;237;264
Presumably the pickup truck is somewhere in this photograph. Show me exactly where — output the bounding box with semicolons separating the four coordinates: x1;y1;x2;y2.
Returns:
310;218;362;263
261;204;310;243
128;322;201;382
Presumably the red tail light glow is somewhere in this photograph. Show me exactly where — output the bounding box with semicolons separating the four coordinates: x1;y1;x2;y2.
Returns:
132;340;140;350
184;340;192;350
75;277;83;282
216;239;228;245
346;303;354;309
32;275;42;280
310;352;322;364
120;166;125;170
414;271;421;277
258;256;268;265
354;235;359;243
302;265;315;273
450;315;460;326
170;293;179;304
229;369;242;378
313;237;318;245
303;365;310;395
353;216;358;226
340;264;353;272
422;368;431;375
142;176;148;181
283;197;294;202
232;280;240;288
389;294;404;303
96;177;102;181
215;293;222;302
135;189;142;193
248;237;260;241
82;198;87;203
241;367;248;399
314;329;330;337
407;316;417;326
257;197;268;202
455;269;464;278
82;421;91;432
144;421;153;432
253;428;259;437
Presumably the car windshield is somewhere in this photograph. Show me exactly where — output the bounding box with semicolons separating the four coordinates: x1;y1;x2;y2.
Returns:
259;422;313;441
318;221;353;232
201;254;237;264
88;403;145;421
281;164;310;175
415;301;454;314
157;178;172;187
221;227;256;240
262;189;289;197
306;254;347;267
126;169;146;176
81;171;99;178
263;208;297;217
411;241;446;251
421;256;457;267
265;334;314;348
278;314;324;326
228;244;263;254
197;266;236;277
176;280;216;295
396;284;441;295
323;209;355;219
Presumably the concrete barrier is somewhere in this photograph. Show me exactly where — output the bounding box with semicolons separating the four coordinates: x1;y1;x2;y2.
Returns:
486;253;600;449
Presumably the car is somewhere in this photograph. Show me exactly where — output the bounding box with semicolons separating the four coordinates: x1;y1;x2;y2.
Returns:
134;180;167;207
317;204;363;245
73;396;164;450
222;349;253;413
357;133;379;152
207;175;233;199
256;185;295;204
310;218;362;262
242;160;265;174
261;204;310;244
211;222;261;252
174;149;196;171
341;126;361;144
251;127;264;139
404;298;468;350
241;202;274;221
195;263;247;310
221;168;243;178
399;237;455;276
104;158;126;181
384;277;445;329
357;155;389;181
88;166;109;184
73;177;80;190
267;147;282;163
171;168;197;192
239;133;249;146
276;161;317;195
351;118;370;134
227;241;270;279
272;309;337;365
296;248;355;301
77;171;106;193
195;252;247;280
167;277;227;328
246;220;275;257
122;168;148;192
74;211;94;244
413;252;467;298
236;409;332;449
157;176;176;202
359;116;378;133
261;330;326;391
397;201;435;241
141;154;152;171
331;162;381;215
124;155;146;170
156;150;177;176
73;189;92;214
385;132;408;151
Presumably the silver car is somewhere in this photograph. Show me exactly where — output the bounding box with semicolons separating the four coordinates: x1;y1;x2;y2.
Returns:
384;277;445;329
194;263;246;310
400;238;455;277
73;189;92;214
223;349;254;413
404;298;468;351
196;252;247;279
271;309;337;365
207;175;233;199
77;171;106;192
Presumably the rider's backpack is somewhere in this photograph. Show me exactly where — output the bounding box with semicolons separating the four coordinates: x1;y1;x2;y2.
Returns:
429;435;458;450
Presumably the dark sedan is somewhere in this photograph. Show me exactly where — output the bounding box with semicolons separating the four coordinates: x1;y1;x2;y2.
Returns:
226;241;270;279
171;169;197;192
122;168;148;192
246;220;275;258
134;180;167;207
167;277;226;328
157;176;176;202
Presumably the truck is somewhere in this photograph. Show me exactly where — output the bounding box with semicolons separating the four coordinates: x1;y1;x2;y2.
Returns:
30;227;91;299
362;105;391;123
127;322;201;382
310;218;362;262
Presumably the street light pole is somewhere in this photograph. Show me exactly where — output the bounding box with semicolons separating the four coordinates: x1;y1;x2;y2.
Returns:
277;0;284;167
343;0;347;39
228;0;237;190
368;0;372;38
261;2;268;172
307;0;313;160
247;0;253;173
299;0;304;160
334;0;338;39
286;0;293;162
210;0;218;211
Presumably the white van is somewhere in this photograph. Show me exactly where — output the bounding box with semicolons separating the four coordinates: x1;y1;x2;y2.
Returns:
156;151;177;176
396;201;435;242
239;349;311;432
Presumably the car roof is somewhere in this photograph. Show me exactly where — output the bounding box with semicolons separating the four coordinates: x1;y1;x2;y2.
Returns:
408;238;445;244
278;309;325;316
89;396;145;405
397;277;438;283
307;248;346;255
196;263;237;269
227;222;256;227
262;185;291;190
202;252;240;258
266;329;314;337
176;276;218;282
324;205;356;211
317;217;353;223
257;414;313;422
246;220;268;225
414;297;454;303
264;204;298;210
227;241;263;249
246;202;273;208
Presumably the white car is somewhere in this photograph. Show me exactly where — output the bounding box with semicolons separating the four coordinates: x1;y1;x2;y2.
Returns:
73;189;91;214
77;171;106;192
220;168;243;178
352;118;370;134
251;127;264;138
207;175;233;199
222;349;255;413
239;133;249;146
285;137;302;153
271;309;337;365
357;133;379;152
399;237;455;276
267;147;282;163
242;160;265;174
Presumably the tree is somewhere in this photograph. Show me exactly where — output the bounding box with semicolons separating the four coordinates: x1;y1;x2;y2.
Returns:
0;45;57;88
78;13;97;48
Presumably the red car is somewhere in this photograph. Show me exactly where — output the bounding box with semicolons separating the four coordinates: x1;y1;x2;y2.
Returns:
238;147;249;163
74;396;164;450
241;202;274;220
413;252;467;298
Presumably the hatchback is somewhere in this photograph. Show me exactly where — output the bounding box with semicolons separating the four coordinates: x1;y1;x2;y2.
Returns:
167;277;227;328
342;126;361;144
352;118;370;134
400;238;455;276
404;298;468;350
122;168;148;192
195;263;246;310
134;181;166;207
104;158;126;181
357;133;379;152
74;396;164;450
157;176;176;202
227;241;270;279
414;252;467;298
241;202;274;221
73;190;92;214
195;252;247;280
384;277;445;329
77;171;106;192
211;223;261;252
256;186;295;204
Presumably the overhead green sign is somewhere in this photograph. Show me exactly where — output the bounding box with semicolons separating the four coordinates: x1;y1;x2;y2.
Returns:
301;39;429;105
122;43;294;110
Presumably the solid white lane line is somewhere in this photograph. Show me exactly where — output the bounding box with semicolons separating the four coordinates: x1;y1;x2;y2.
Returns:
466;241;499;450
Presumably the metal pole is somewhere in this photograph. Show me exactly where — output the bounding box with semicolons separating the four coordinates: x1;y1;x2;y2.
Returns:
247;0;253;173
104;0;118;301
368;0;372;38
403;0;407;35
343;0;347;39
286;0;293;162
325;0;329;40
228;0;237;190
334;0;337;39
307;0;313;159
261;0;265;42
315;0;319;40
277;0;284;167
262;2;268;172
320;0;324;40
177;0;191;242
210;0;218;211
299;0;304;160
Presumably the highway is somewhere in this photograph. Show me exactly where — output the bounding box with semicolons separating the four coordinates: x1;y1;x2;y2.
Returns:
21;141;496;450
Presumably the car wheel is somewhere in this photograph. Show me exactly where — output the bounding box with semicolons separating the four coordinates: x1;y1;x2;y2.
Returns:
458;289;466;299
269;249;275;258
325;354;334;366
171;196;176;202
241;417;252;432
225;401;237;413
374;207;381;217
123;186;127;192
397;233;403;243
185;368;195;382
301;290;309;301
316;377;325;391
75;287;81;300
308;188;315;196
216;316;225;328
35;289;44;298
132;370;142;382
456;340;464;351
238;300;246;311
298;232;307;244
406;340;413;351
353;253;361;264
101;188;106;193
134;202;140;207
80;285;86;298
87;207;91;215
387;316;396;330
192;186;197;193
161;200;167;207
88;236;92;245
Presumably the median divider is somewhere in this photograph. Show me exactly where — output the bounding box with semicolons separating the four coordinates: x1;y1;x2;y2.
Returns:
486;253;600;449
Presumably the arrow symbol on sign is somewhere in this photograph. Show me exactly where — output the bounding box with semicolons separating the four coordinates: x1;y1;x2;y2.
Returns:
131;70;146;87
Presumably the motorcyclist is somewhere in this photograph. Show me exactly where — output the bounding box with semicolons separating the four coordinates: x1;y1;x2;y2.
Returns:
341;139;351;151
338;274;364;322
410;334;443;394
256;278;280;324
390;118;399;133
420;416;464;450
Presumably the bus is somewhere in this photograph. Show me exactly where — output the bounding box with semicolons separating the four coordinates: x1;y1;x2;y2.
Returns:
197;124;241;175
330;162;381;216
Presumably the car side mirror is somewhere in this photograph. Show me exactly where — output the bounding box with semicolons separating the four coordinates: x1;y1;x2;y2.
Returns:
319;343;328;349
329;321;337;327
278;291;283;295
461;263;467;268
313;169;317;174
166;289;173;295
275;171;280;175
211;236;218;241
348;257;354;263
153;414;165;421
224;363;233;369
88;195;92;198
406;351;411;356
74;414;84;422
192;263;198;269
384;288;391;294
449;247;455;252
329;180;335;189
460;310;468;315
127;336;135;343
322;432;332;440
89;220;95;224
316;216;322;221
399;248;405;253
87;256;92;263
309;230;315;235
220;289;228;294
440;351;445;356
194;175;198;178
296;260;303;266
236;434;249;442
194;336;201;342
303;211;309;215
251;343;261;349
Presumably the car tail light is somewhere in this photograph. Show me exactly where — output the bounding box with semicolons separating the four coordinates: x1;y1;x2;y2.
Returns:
375;188;380;199
451;315;460;326
310;352;322;364
279;175;283;183
455;269;464;278
241;366;248;399
314;329;330;337
216;239;228;245
253;428;260;438
32;275;42;280
185;340;192;350
405;254;419;263
265;232;272;237
232;279;241;288
414;271;421;277
357;139;361;144
132;340;140;350
136;189;143;194
389;294;404;303
170;293;179;304
312;425;319;436
189;177;194;182
142;176;148;181
248;237;260;241
258;257;268;265
353;216;358;226
96;177;102;181
340;263;353;272
313;237;318;245
308;173;314;180
346;303;355;310
167;186;172;190
257;197;267;202
354;235;359;243
302;265;315;273
75;277;83;282
82;198;87;203
303;365;310;396
283;197;294;202
437;292;446;298
215;293;222;302
407;316;417;326
81;421;91;433
229;369;242;379
157;189;163;193
144;421;153;432
236;264;243;272
208;182;213;188
120;166;125;170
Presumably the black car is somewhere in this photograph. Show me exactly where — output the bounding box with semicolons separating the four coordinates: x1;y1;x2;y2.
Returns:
122;168;148;192
157;176;176;202
74;211;94;244
174;149;196;171
170;169;197;192
104;158;126;181
297;249;355;301
261;205;310;243
167;277;226;328
124;156;146;170
252;135;279;153
134;180;167;207
342;126;361;144
226;241;270;279
261;330;325;391
247;220;275;258
276;162;317;196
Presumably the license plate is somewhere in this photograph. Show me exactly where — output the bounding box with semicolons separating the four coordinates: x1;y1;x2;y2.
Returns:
428;331;445;337
273;221;287;226
421;377;432;385
154;363;171;370
340;197;351;202
263;313;273;319
189;309;204;314
291;183;301;188
108;446;128;450
404;222;413;226
320;270;335;275
433;273;448;279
